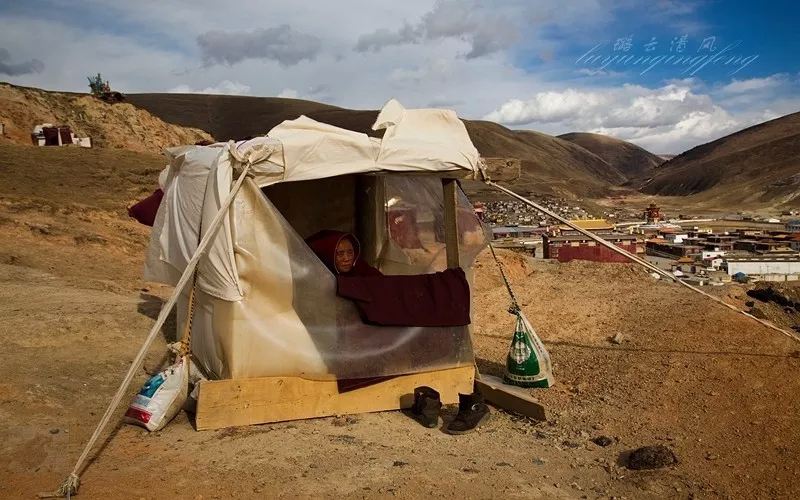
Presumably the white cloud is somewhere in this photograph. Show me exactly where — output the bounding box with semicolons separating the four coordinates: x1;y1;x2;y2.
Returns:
0;14;190;93
484;89;612;125
575;68;623;77
0;47;44;76
197;25;322;67
277;88;298;98
169;80;251;95
483;80;798;153
718;75;788;94
388;58;455;85
483;84;722;129
354;0;521;59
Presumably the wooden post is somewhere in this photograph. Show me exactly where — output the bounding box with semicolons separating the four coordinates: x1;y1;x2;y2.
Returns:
356;175;387;268
442;178;460;269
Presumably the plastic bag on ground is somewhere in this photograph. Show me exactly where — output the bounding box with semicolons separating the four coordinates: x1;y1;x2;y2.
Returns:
503;311;555;388
124;356;189;431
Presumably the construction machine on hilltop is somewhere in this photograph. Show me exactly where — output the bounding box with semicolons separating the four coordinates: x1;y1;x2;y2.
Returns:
87;73;126;104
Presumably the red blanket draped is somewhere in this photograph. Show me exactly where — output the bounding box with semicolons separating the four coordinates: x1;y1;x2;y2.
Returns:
336;268;471;327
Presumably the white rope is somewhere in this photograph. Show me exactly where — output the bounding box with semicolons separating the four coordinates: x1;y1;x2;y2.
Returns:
40;144;261;498
484;179;800;345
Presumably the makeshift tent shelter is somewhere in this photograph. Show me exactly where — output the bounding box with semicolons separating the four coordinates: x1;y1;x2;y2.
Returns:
143;99;522;429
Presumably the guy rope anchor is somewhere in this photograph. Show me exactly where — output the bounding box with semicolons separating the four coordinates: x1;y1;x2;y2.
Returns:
39;141;269;498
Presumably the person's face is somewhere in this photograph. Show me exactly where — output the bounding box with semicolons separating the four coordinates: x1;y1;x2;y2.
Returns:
335;238;355;273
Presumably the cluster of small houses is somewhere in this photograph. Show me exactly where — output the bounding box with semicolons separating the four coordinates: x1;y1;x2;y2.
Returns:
644;225;800;284
480;202;800;285
478;198;592;226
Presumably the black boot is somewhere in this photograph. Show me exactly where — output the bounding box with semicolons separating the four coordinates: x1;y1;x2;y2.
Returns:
446;392;490;435
410;386;442;428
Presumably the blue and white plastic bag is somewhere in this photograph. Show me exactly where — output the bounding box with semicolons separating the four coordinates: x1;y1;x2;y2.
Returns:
124;356;189;431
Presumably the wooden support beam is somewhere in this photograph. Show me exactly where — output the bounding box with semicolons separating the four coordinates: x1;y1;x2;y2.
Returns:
355;174;387;267
475;373;547;421
194;366;475;430
442;178;461;269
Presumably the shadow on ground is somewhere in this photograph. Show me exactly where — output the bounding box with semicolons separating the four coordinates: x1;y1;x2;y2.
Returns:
476;358;506;378
136;292;178;343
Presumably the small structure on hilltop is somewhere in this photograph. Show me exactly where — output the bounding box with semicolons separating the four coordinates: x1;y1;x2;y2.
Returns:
87;73;126;104
30;123;92;148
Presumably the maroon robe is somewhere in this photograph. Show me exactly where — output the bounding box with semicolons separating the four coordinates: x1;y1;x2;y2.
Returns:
305;230;386;392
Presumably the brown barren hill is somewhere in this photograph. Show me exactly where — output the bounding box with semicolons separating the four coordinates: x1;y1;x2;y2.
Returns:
460;122;624;197
128;93;623;198
125;92;354;141
634;112;800;207
0;83;213;154
558;132;664;180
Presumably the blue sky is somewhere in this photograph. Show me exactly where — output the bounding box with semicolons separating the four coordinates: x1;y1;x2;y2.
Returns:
0;0;798;153
520;0;798;87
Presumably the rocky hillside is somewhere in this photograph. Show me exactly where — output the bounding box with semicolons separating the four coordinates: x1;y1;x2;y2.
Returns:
633;112;800;207
0;83;212;154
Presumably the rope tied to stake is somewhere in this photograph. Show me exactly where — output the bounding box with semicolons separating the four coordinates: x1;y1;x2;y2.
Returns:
39;144;259;499
488;241;520;315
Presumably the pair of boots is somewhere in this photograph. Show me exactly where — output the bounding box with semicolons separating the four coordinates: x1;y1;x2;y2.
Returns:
410;386;490;434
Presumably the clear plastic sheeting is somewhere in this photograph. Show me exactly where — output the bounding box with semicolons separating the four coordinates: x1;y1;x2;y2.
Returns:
184;177;482;380
382;176;490;275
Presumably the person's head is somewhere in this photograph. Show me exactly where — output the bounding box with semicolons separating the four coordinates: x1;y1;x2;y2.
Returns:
335;237;356;273
305;230;362;275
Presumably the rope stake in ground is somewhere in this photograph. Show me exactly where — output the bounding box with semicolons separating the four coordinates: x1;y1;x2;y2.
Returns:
483;179;800;345
39;144;258;499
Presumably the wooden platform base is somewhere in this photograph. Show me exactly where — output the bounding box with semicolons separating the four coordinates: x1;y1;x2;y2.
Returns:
194;366;475;431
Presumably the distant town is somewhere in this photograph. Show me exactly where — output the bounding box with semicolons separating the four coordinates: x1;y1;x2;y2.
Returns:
476;199;800;285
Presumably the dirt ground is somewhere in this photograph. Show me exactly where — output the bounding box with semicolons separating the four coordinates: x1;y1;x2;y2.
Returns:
2;147;800;499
